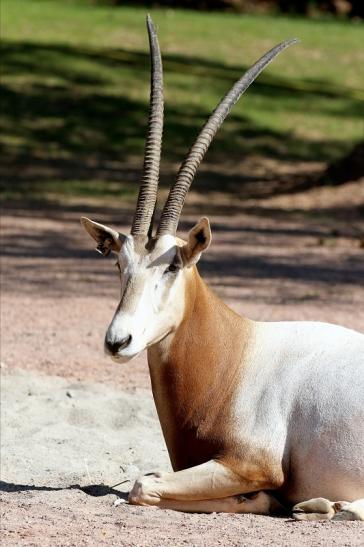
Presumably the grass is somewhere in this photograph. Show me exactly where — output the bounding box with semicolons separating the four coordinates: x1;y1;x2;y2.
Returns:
1;0;364;202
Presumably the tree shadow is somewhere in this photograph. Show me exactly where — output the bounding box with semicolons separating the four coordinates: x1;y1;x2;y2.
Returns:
200;252;364;288
2;197;363;301
1;39;361;202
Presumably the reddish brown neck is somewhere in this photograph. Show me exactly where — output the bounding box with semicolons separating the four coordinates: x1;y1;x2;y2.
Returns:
147;267;252;470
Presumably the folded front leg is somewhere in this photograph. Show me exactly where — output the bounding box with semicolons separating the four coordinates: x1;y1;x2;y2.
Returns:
128;459;282;514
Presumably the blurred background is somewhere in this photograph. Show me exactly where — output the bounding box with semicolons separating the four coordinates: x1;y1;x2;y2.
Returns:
1;4;363;541
1;0;363;205
1;4;364;541
1;0;363;361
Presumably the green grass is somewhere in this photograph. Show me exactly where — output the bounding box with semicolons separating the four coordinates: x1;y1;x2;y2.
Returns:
1;0;364;202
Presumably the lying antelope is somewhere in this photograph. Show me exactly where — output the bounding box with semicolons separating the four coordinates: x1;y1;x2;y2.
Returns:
81;16;364;521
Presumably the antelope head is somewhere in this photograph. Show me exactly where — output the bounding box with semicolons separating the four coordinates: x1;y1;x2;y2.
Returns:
81;16;297;363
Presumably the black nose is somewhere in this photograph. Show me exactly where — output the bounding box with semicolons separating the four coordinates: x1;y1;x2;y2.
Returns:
105;335;132;355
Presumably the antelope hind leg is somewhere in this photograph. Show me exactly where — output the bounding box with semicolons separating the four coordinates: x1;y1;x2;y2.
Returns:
332;498;364;521
292;497;364;521
128;459;282;514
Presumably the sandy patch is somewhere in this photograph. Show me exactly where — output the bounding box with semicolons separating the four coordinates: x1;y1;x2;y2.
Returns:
1;369;168;490
2;370;364;547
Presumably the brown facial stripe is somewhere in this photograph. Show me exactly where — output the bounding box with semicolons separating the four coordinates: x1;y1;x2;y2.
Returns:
116;274;132;311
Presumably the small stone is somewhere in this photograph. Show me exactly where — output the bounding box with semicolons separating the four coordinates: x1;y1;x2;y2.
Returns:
114;498;127;507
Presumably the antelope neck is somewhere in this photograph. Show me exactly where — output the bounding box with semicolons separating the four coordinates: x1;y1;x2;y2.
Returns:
147;268;253;470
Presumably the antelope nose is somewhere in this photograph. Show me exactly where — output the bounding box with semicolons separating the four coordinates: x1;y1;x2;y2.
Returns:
105;334;132;355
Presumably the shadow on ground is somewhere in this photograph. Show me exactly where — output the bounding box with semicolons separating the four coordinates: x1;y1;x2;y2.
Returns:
2;194;363;299
0;480;128;499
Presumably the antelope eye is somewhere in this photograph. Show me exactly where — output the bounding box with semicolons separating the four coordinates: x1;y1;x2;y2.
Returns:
164;263;179;275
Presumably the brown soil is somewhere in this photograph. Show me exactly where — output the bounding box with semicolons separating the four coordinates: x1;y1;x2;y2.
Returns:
1;177;364;546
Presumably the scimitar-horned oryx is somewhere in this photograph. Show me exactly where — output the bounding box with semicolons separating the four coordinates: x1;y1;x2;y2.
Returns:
81;16;364;521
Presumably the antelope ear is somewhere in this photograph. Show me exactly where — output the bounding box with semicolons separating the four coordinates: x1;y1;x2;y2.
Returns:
182;217;212;267
80;217;122;256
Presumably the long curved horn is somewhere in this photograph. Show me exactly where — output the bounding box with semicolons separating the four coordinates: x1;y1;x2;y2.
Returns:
157;38;298;236
131;15;164;236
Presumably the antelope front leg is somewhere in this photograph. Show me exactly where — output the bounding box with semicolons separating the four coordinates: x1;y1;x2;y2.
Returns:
128;459;283;514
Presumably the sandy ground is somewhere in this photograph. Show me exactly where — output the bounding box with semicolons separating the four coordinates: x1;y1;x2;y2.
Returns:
1;178;364;545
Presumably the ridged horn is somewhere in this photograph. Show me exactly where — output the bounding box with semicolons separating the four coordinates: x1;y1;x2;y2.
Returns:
131;15;164;236
157;38;298;236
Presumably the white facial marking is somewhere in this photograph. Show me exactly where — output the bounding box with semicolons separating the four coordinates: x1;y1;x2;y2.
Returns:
105;234;185;362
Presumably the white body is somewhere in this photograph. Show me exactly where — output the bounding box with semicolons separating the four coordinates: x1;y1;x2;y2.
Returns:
235;320;364;503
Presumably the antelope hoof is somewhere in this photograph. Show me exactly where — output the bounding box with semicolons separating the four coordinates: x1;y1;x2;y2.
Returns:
292;498;335;521
332;500;364;521
128;472;165;506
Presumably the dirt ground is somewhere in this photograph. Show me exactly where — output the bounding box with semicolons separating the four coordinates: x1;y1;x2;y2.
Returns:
1;176;364;546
